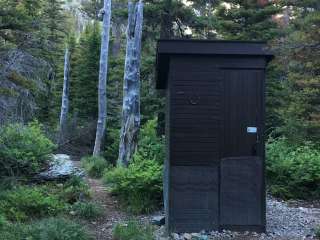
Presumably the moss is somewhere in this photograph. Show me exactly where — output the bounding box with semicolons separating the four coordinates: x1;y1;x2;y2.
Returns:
8;71;36;91
0;87;18;97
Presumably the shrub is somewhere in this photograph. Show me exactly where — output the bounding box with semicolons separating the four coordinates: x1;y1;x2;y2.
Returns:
316;226;320;239
112;221;154;240
71;201;103;219
81;156;110;178
266;137;320;199
104;128;121;165
0;186;66;222
0;121;56;177
103;119;164;214
0;221;27;240
134;118;165;164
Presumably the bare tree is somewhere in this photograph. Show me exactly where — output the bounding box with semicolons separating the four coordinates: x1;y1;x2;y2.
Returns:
59;48;70;145
93;0;112;156
118;0;144;166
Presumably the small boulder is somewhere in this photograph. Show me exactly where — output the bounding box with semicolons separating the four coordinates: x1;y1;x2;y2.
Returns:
151;215;165;226
183;233;192;240
171;233;180;240
36;154;84;181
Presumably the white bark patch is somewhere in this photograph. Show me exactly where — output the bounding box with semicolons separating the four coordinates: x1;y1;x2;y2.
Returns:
93;0;112;156
59;48;71;145
118;0;144;166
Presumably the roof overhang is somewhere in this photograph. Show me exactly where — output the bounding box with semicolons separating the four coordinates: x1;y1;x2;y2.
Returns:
156;39;274;89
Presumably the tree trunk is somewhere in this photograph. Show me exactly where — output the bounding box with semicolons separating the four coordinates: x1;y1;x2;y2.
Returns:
93;0;112;156
59;48;70;145
118;0;144;166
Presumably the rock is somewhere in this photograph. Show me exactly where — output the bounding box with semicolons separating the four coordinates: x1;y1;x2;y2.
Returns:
183;233;192;240
191;233;201;238
172;233;180;240
199;235;208;240
36;154;84;181
151;215;165;226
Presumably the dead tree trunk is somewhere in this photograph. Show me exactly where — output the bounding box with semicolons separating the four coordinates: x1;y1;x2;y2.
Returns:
59;48;70;145
118;0;144;166
93;0;112;156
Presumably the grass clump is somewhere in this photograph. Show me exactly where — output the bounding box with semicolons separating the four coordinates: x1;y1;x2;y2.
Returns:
81;156;110;178
112;220;154;240
0;185;66;222
267;137;320;199
71;201;103;219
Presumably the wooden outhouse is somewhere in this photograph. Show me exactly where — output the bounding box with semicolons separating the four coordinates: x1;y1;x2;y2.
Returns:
156;40;273;233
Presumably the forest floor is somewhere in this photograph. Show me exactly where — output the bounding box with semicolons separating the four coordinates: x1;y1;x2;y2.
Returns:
80;177;126;240
73;160;320;240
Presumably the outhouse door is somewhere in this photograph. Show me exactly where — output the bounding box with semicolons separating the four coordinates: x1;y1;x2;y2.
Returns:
168;56;265;232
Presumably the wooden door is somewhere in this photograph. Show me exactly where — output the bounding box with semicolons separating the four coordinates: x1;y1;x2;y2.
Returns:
220;68;265;231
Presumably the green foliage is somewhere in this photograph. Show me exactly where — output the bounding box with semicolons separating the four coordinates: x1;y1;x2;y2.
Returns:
27;217;93;240
0;221;28;240
0;121;56;177
316;226;320;239
104;128;121;165
112;221;154;240
0;186;66;222
81;156;110;178
134;118;165;164
215;0;281;41
266;137;320;199
71;201;103;220
8;71;37;91
103;119;164;214
0;217;93;240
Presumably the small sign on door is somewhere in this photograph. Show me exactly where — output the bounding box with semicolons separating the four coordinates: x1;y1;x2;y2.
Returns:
247;127;257;133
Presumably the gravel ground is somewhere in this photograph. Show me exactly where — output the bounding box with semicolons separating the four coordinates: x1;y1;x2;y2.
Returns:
155;196;320;240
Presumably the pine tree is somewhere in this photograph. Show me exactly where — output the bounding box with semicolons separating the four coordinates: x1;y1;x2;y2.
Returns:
215;0;281;41
37;0;67;124
71;23;101;120
274;1;320;142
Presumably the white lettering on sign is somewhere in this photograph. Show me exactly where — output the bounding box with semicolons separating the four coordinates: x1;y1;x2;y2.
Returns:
247;127;257;133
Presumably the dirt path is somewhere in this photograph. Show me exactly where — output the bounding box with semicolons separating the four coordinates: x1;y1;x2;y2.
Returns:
85;177;127;240
73;161;127;240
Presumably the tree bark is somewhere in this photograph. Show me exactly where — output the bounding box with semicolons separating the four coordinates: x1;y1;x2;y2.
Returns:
93;0;112;156
59;48;70;145
118;0;144;166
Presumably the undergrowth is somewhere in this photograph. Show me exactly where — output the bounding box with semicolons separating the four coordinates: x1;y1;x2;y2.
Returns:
81;156;110;178
103;119;164;214
266;137;320;199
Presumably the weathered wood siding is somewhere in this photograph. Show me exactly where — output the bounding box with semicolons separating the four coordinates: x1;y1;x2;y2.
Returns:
165;55;267;233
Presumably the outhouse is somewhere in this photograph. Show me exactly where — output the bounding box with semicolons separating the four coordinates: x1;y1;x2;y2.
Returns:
156;40;273;233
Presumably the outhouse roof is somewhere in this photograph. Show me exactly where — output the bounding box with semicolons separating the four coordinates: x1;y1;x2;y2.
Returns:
156;39;273;89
